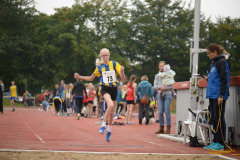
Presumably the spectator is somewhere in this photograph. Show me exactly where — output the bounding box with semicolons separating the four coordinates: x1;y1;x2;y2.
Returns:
87;83;95;118
25;90;31;107
203;43;230;151
96;86;101;118
59;80;65;99
116;86;123;116
53;90;62;116
39;91;44;105
154;61;173;134
122;85;127;116
42;89;50;111
126;75;137;124
61;84;67;115
64;84;72;116
71;78;87;120
136;75;153;125
0;78;4;114
70;83;75;115
53;84;60;97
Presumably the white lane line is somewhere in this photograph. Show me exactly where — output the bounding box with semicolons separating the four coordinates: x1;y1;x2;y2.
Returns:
24;123;45;144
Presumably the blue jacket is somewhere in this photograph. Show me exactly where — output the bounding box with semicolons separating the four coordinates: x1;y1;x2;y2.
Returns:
116;90;122;103
136;81;153;101
206;55;230;100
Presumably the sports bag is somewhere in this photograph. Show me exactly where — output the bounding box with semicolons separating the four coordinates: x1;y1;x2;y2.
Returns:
140;83;149;105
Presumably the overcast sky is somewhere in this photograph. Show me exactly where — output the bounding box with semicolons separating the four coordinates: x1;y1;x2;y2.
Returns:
34;0;240;22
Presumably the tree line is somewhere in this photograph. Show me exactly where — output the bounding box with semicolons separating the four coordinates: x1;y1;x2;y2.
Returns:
0;0;239;94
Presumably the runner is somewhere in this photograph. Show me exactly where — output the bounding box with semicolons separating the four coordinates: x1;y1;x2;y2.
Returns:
74;48;125;142
125;75;137;124
8;81;19;112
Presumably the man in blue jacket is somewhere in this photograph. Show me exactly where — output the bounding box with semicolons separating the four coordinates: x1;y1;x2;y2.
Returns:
204;43;230;151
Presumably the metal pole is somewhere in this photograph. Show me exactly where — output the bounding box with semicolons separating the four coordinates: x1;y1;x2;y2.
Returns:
189;0;201;112
192;0;201;77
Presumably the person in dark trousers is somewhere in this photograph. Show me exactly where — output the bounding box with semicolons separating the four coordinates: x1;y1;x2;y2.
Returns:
71;79;88;120
0;78;3;114
203;43;230;151
136;75;153;125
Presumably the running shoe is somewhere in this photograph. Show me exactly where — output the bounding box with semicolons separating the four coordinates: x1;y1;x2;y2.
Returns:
77;114;80;120
128;121;134;124
203;142;216;150
99;126;105;134
125;121;129;124
12;108;15;112
209;142;224;151
106;131;111;142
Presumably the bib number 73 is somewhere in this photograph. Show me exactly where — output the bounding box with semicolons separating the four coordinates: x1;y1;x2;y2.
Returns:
103;70;116;83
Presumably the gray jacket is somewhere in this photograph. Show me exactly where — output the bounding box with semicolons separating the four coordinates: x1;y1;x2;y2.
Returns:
153;73;172;95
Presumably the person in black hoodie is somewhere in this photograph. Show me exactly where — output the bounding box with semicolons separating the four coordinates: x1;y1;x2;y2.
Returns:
71;79;88;120
203;43;230;151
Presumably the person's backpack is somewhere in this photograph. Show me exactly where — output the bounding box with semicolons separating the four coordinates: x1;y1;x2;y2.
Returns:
140;83;149;105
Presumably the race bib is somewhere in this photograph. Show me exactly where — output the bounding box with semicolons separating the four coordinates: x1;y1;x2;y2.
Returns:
66;93;71;98
103;70;116;84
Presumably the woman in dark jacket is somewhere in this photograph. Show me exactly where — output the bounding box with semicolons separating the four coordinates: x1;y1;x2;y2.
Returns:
71;79;88;120
203;43;230;151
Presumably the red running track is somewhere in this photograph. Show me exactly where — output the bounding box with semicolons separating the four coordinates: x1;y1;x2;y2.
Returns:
0;107;239;159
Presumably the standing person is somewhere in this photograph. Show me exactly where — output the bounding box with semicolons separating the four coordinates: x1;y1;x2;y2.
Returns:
71;78;87;120
0;78;4;114
87;83;95;118
122;85;127;116
38;91;44;105
53;84;60;97
153;61;173;134
136;75;153;125
74;48;125;142
42;89;50;111
61;84;67;115
25;90;31;107
203;43;230;151
8;81;19;112
70;83;76;115
64;84;72;116
116;86;123;116
125;75;137;124
158;64;176;98
59;80;65;99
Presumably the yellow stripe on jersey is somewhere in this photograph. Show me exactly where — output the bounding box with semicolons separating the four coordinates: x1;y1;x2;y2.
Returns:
93;66;101;77
115;62;121;75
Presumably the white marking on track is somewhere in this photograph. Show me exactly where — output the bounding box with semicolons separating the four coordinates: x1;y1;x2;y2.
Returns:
24;123;45;144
